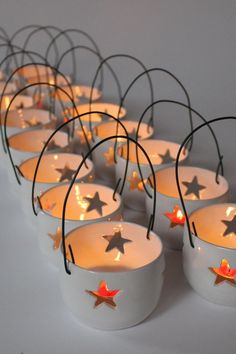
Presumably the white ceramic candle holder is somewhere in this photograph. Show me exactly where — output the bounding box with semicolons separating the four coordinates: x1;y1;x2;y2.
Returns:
183;203;236;306
2;108;56;137
36;183;123;267
1;94;33;113
145;166;229;250
6;129;69;186
92;120;153;183
59;221;164;330
19;152;94;217
17;64;53;80
66;102;126;131
116;139;189;212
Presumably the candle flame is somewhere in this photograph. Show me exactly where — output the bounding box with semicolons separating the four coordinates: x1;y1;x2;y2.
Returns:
176;209;184;220
4;96;10;109
114;251;122;262
226;207;234;217
75;86;82;97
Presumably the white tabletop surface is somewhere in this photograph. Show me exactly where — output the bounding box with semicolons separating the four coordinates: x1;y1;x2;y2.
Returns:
0;155;236;354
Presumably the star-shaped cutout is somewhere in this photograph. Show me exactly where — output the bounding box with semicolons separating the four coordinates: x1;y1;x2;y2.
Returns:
128;128;141;140
103;230;132;254
76;127;92;145
158;149;175;164
128;171;144;192
43;201;56;214
55;162;77;182
182;175;206;199
44;139;62;151
86;280;120;309
84;191;107;216
209;259;236;286
103;147;115;166
164;205;186;228
48;227;62;250
16;102;24;110
24;117;41;128
221;215;236;237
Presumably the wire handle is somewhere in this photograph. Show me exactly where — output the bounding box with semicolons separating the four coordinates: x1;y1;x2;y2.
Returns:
31;111;130;216
175;116;234;248
45;28;103;82
2;81;88;185
61;134;157;274
88;53;154;138
56;45;106;92
135;99;224;188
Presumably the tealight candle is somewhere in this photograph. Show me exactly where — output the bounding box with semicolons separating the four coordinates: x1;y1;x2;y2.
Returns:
66;102;126;130
19;152;94;217
52;84;102;107
92;120;153;182
0;94;33;112
2;108;56;137
145;166;229;250
7;129;69;185
36;183;122;267
17;64;53;80
59;221;164;330
116;139;189;211
183;203;236;306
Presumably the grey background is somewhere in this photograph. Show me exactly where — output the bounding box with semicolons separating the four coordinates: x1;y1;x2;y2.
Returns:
1;1;236;353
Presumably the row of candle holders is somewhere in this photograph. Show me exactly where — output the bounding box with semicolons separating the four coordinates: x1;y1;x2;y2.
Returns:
0;25;236;330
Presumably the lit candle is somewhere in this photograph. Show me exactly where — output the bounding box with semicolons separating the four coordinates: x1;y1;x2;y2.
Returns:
36;183;122;267
59;221;164;329
146;166;229;250
92;120;153;182
116;139;188;211
19;152;94;219
183;203;236;306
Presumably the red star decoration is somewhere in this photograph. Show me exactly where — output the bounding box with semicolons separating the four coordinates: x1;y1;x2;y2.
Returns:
86;280;120;309
209;259;236;286
164;205;186;228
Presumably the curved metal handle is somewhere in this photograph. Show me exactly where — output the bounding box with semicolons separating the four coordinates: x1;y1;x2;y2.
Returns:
0;61;74;150
61;134;157;274
31;111;129;216
88;53;154;137
2;81;86;186
175;116;234;248
56;45;106;92
135;99;224;189
45;28;103;81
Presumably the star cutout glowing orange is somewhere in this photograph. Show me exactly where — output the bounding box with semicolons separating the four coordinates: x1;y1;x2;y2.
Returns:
128;171;144;192
43;201;56;214
209;259;236;286
103;147;115;166
86;280;120;309
164;205;186;228
48;227;62;250
76;127;92;145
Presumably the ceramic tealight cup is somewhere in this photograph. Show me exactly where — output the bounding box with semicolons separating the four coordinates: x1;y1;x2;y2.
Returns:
19;152;94;218
92;120;153;183
183;203;236;306
36;183;123;267
116;139;189;212
145;166;229;250
59;221;164;330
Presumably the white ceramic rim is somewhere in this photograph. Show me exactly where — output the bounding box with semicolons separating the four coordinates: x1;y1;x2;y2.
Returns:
187;203;236;250
64;221;164;274
39;182;122;221
148;165;229;201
